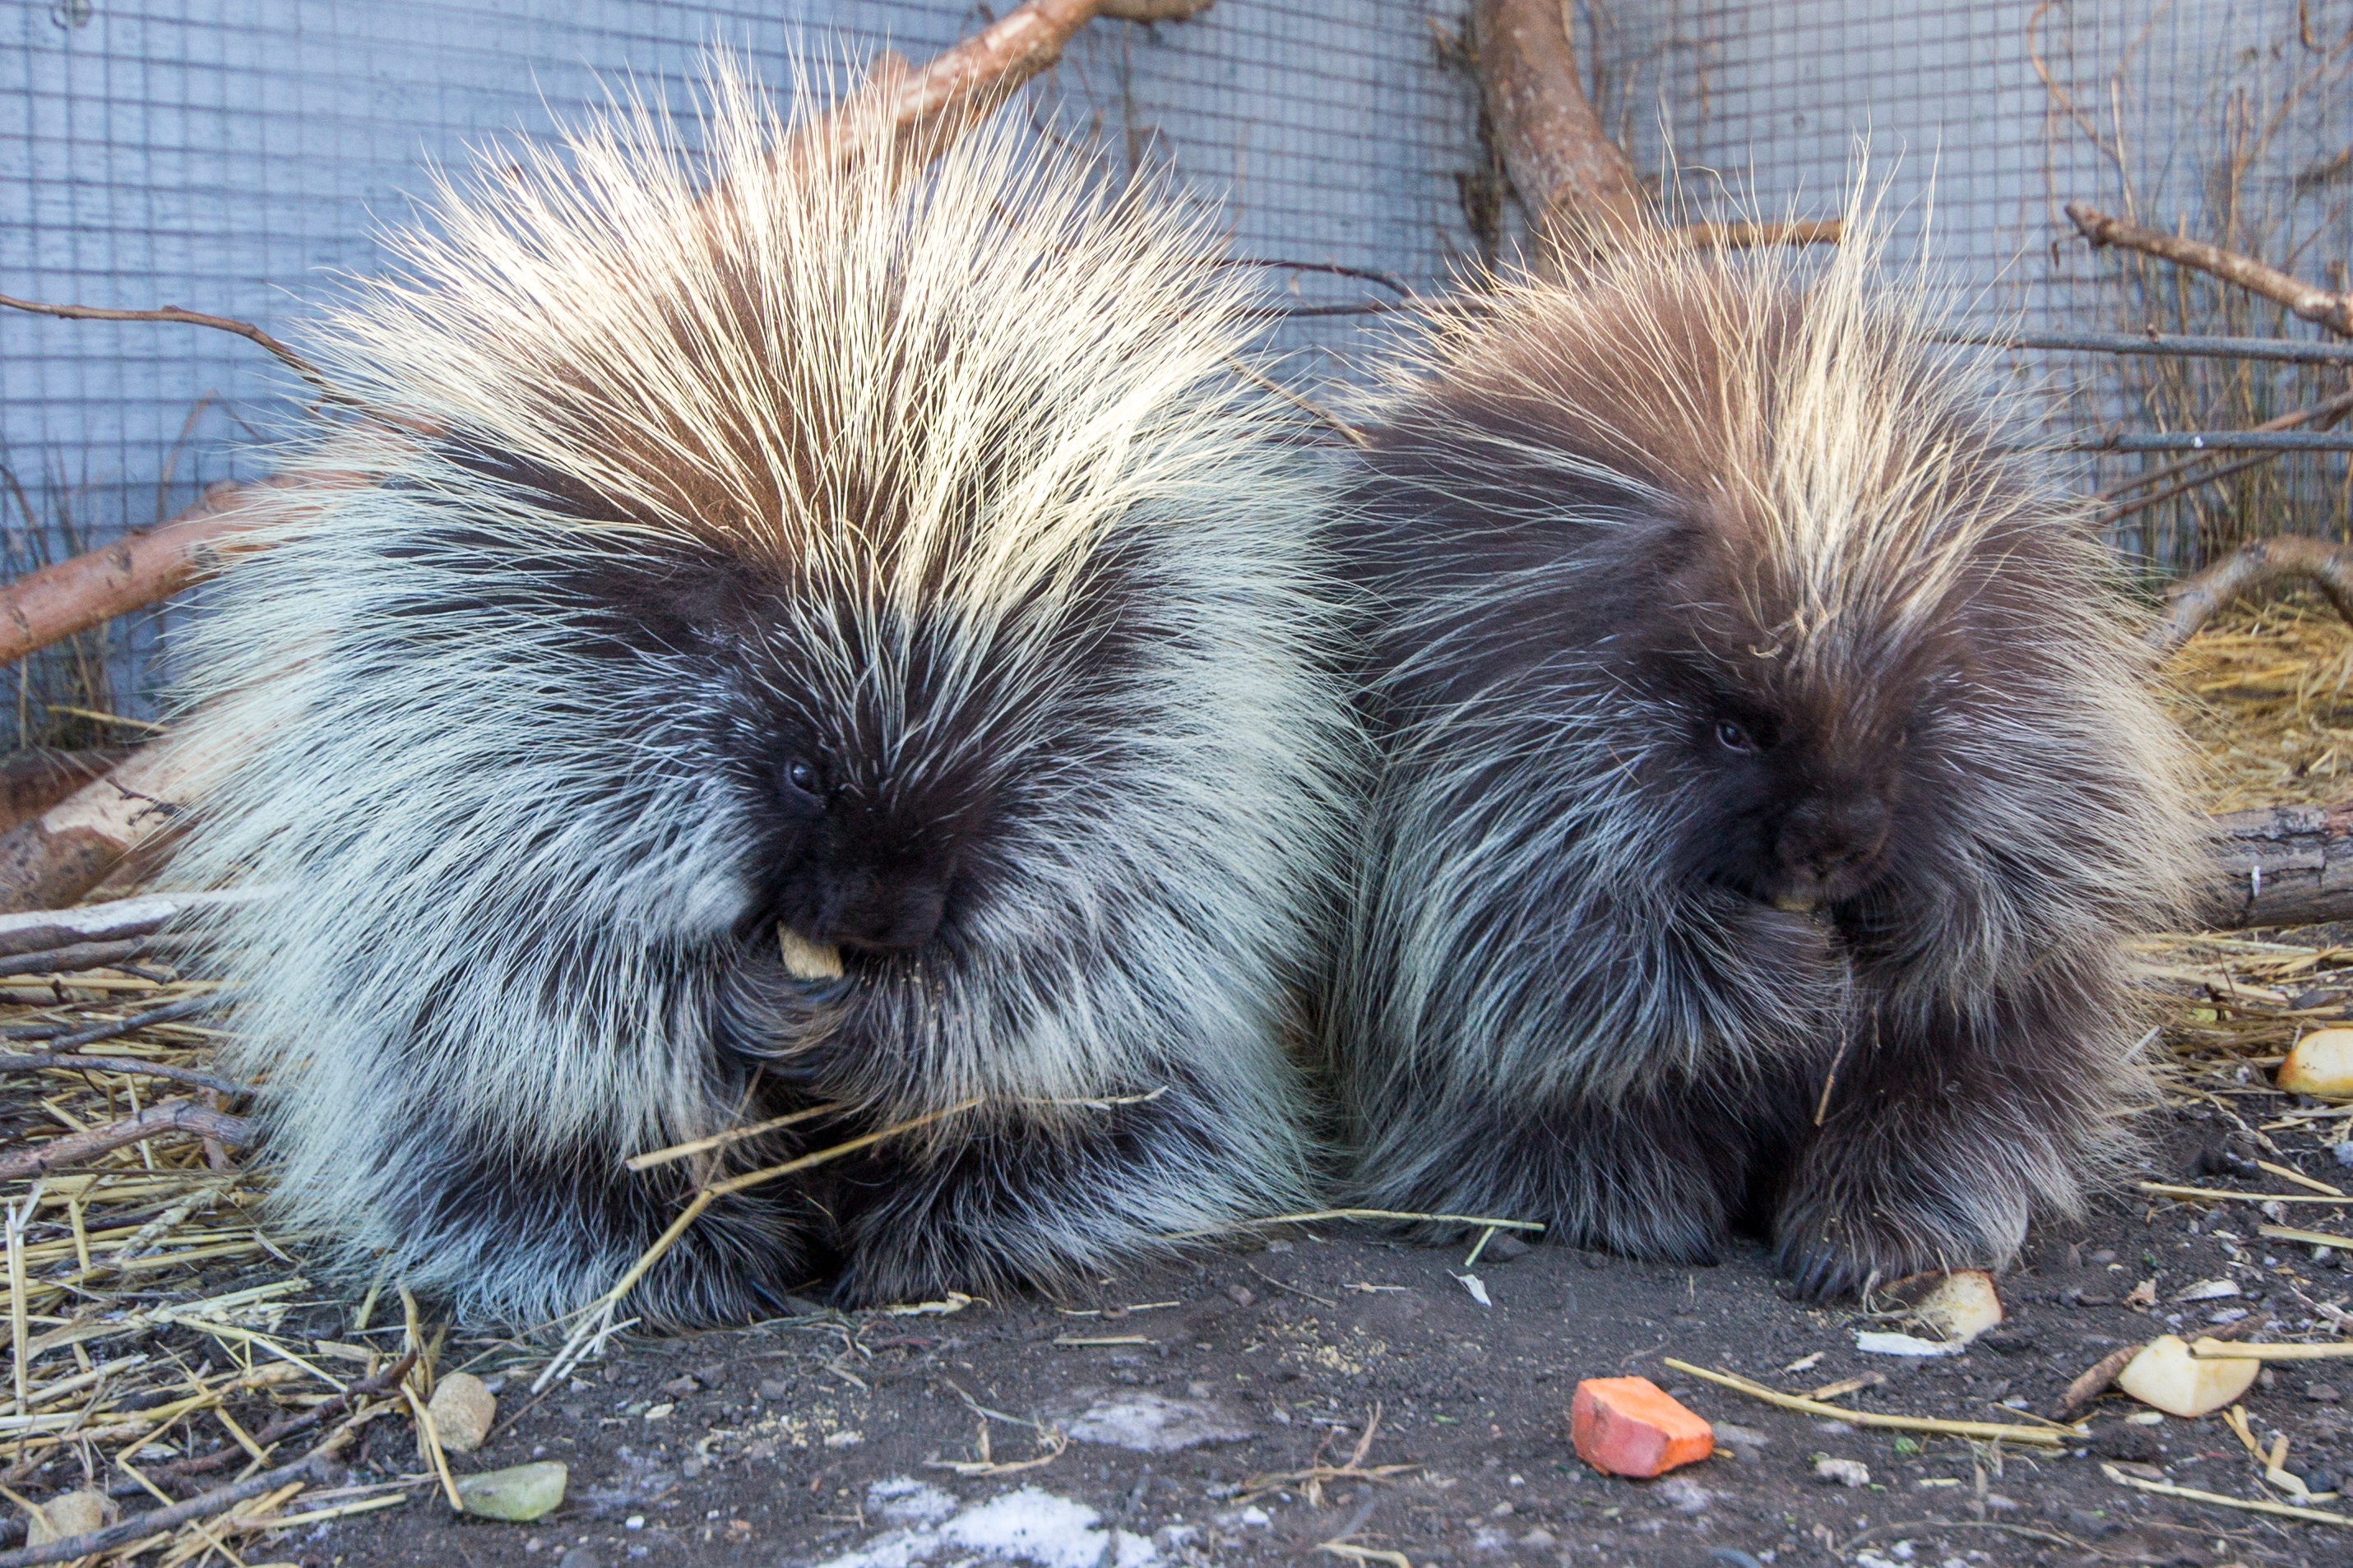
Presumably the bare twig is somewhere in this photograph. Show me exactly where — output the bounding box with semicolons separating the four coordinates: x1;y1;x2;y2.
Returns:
7;992;229;1048
1670;218;1842;249
1221;354;1369;447
0;1052;247;1096
0;1097;254;1181
1664;1358;2070;1446
0;1447;344;1568
2099;389;2353;503
0;294;325;387
2151;534;2353;653
2067;201;2353;336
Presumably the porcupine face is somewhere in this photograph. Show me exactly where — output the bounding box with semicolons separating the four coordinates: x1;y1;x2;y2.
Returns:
725;644;976;961
1630;547;1957;918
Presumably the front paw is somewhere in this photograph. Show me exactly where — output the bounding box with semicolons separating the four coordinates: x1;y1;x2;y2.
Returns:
1769;1197;2008;1302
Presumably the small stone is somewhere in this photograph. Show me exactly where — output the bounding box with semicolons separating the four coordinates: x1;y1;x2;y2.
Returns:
455;1460;568;1522
1652;1475;1711;1513
1482;1233;1532;1263
1518;1528;1557;1548
658;1374;701;1398
1223;1284;1255;1307
428;1371;498;1454
2307;1382;2344;1404
24;1490;116;1546
757;1378;792;1400
2334;1140;2353;1169
1813;1457;1871;1487
691;1363;728;1388
558;1550;604;1568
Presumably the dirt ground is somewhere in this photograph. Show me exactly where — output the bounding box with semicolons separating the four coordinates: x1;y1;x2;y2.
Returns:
156;1088;2338;1568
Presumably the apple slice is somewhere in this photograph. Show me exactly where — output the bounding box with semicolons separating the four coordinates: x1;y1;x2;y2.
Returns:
2113;1334;2258;1418
2279;1028;2353;1098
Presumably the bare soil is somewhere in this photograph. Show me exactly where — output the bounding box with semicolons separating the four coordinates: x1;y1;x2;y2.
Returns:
254;1097;2353;1568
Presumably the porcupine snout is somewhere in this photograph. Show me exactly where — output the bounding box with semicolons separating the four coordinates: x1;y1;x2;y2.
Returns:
1768;792;1890;912
818;864;952;953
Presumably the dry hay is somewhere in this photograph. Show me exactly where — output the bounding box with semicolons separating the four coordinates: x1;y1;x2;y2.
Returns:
0;590;2348;1561
2156;588;2353;813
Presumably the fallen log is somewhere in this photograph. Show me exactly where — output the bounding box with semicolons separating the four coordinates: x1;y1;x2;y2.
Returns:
0;744;196;914
2206;798;2353;929
0;751;123;834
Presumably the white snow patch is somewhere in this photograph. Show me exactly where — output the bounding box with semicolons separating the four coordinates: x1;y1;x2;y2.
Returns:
809;1484;1157;1568
1065;1391;1257;1452
866;1477;956;1526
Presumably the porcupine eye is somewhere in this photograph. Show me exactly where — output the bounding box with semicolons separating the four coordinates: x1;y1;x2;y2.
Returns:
783;757;824;803
1714;719;1758;754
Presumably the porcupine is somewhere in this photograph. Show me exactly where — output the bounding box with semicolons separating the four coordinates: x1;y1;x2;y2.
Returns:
155;67;1354;1326
1326;215;2203;1297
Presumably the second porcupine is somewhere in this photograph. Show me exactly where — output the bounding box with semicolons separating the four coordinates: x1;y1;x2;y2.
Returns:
1327;221;2205;1297
154;68;1355;1326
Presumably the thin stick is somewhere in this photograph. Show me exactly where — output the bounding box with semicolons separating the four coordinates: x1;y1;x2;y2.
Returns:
0;1052;247;1096
1944;330;2353;366
702;1099;985;1199
1221;354;1368;448
2138;1181;2353;1205
621;1103;842;1172
1165;1208;1546;1241
2100;1462;2352;1528
0;1099;252;1181
0;293;326;386
2257;1159;2345;1196
0;1449;342;1568
2098;390;2353;501
1661;1358;2068;1447
1671;218;1843;249
7;993;227;1048
2258;1223;2353;1249
2189;1341;2353;1361
2066;202;2353;336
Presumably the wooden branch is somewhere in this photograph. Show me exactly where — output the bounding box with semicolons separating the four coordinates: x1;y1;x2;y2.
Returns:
0;744;201;915
0;1052;246;1096
2067;202;2353;337
1670;218;1844;250
0;1096;255;1182
1470;0;1656;275
2204;797;2353;929
2150;534;2353;654
0;477;323;668
0;887;268;960
788;0;1208;175
0;293;326;386
0;1449;344;1568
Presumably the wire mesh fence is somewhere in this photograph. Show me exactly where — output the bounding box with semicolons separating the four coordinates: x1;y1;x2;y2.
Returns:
3;1;2350;728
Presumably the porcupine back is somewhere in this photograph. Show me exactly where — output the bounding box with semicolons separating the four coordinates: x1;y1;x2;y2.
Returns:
158;62;1353;1323
1330;215;2203;1273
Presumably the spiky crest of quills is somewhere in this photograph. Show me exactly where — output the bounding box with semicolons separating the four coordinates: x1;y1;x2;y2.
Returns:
158;62;1352;1325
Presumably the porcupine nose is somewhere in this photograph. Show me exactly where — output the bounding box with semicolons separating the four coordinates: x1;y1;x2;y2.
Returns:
1772;793;1891;909
827;872;949;953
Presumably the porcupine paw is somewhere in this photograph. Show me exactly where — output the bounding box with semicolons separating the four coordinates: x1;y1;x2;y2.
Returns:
1770;1190;2025;1302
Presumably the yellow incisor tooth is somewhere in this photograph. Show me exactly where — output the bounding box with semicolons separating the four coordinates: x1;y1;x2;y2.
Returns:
778;925;845;981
